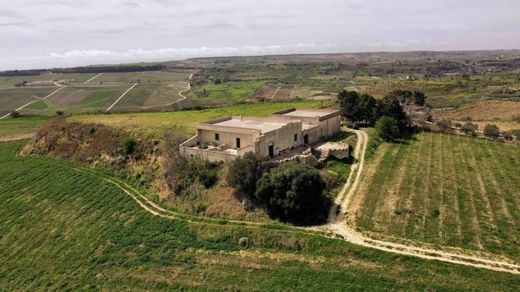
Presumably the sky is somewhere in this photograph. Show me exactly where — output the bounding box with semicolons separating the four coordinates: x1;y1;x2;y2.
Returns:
0;0;519;70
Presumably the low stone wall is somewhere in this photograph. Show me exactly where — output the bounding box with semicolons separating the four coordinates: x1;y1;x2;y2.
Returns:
180;135;238;162
180;146;238;163
329;146;349;160
274;148;319;166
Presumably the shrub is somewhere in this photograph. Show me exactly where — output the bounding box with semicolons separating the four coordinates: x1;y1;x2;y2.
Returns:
55;111;64;116
461;122;478;136
197;163;219;188
166;153;220;195
122;138;136;155
255;163;330;225
227;152;271;199
483;124;500;138
512;114;520;123
503;131;514;141
10;111;21;118
436;119;452;131
375;116;400;142
511;129;520;141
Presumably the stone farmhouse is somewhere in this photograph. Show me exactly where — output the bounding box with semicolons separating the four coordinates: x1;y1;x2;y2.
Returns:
179;108;341;162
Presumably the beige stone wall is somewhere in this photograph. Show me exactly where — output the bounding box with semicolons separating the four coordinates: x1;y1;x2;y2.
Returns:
318;115;341;138
181;146;238;163
255;121;302;158
303;126;320;145
197;128;256;149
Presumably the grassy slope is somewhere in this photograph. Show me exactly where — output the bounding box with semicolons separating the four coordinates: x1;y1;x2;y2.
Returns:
1;140;519;290
0;73;98;89
360;75;520;108
96;72;189;83
187;81;266;104
0;87;57;116
69;100;323;136
112;83;186;110
353;132;520;260
0;116;51;140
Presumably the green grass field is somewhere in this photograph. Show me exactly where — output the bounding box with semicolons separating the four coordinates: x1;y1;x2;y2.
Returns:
95;71;189;84
187;81;265;105
352;132;520;260
111;83;186;110
0;87;58;116
1;140;519;290
69;100;324;136
360;74;520;108
0;73;99;89
0;116;51;140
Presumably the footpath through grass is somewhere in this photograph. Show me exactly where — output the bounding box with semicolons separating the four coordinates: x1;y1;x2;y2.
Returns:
1;140;519;290
353;131;520;261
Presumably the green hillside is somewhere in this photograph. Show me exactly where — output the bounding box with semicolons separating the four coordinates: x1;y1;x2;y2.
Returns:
0;140;519;290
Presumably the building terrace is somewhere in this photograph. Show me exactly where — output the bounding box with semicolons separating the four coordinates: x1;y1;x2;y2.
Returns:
180;108;341;162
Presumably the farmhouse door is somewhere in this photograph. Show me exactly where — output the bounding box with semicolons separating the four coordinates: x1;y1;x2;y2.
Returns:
268;144;274;158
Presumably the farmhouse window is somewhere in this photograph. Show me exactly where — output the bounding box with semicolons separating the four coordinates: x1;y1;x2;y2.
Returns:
215;133;220;141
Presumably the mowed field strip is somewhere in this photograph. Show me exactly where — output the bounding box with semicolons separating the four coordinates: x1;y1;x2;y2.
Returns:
105;83;138;112
350;132;520;261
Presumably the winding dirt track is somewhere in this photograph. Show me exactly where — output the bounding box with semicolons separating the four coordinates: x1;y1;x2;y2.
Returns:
322;130;520;274
168;73;193;106
69;129;520;274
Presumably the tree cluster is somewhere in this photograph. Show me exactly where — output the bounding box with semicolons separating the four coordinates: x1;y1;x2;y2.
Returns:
386;90;426;106
374;116;400;142
227;153;330;225
337;90;409;127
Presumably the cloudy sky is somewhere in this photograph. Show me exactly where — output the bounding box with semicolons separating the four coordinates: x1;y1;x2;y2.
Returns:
1;0;519;70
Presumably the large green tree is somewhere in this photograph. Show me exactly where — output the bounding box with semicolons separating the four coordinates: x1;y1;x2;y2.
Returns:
227;152;271;199
377;95;408;127
375;116;400;142
255;163;329;225
337;90;360;121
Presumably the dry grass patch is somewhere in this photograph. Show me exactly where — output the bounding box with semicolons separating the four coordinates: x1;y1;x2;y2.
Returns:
436;100;520;122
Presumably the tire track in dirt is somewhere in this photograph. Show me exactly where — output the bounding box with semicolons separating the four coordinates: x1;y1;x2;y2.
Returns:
437;133;446;241
445;133;464;244
420;132;434;240
477;139;518;242
455;134;484;250
400;132;426;237
465;138;506;252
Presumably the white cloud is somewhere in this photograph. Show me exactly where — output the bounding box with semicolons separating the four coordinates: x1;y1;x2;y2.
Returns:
0;0;519;70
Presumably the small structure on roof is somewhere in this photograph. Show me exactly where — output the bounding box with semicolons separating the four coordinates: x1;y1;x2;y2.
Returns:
179;108;341;162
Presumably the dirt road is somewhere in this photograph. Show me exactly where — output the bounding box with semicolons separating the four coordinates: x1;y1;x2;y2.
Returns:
171;73;193;105
68;128;520;274
321;129;520;274
105;83;138;112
